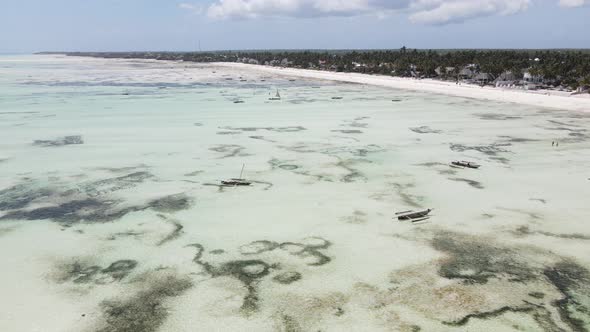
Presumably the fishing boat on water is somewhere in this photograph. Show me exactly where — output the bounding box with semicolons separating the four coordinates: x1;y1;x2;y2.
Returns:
221;164;252;186
395;209;433;222
269;89;281;101
451;161;481;169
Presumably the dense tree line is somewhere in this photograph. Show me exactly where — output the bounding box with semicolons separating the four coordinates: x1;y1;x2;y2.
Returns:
61;49;590;89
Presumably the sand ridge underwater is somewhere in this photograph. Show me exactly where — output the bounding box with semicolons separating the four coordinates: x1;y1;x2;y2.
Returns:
0;55;590;331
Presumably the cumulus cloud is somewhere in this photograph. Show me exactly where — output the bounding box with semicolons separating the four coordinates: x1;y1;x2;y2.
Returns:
559;0;588;7
408;0;530;24
187;0;585;24
206;0;411;19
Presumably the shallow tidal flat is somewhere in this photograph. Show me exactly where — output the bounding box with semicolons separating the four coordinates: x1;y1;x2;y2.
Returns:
1;55;590;332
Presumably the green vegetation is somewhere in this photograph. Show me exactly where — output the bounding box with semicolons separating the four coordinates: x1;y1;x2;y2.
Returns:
57;49;590;90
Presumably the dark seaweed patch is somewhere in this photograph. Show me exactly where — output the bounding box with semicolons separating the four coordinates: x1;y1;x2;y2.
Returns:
513;225;590;240
342;210;368;224
56;259;138;285
279;238;332;266
336;159;368;183
156;214;184;246
33;135;83;147
443;306;535;326
184;170;203;177
240;240;280;255
392;183;424;208
475;113;523;121
188;237;332;313
0;174;168;223
281;314;303;332
107;231;144;241
450;143;511;156
71;264;102;284
543;261;590;331
273;271;302;285
279;164;299;171
432;231;536;284
94;165;148;174
188;243;271;313
102;260;138;281
216;131;241;135
410;126;442;134
83;171;155;197
497;136;540;143
97;274;192;332
448;178;484;189
0;182;54;211
1;199;111;222
209;144;246;158
530;198;547;204
249;135;276;142
148;193;192;213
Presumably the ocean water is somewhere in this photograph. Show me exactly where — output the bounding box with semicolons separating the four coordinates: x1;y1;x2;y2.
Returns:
1;55;590;332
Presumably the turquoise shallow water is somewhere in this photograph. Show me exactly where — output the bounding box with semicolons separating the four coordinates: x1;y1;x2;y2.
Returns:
1;55;590;332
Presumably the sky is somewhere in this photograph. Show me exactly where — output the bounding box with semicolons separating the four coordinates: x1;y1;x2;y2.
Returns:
0;0;589;53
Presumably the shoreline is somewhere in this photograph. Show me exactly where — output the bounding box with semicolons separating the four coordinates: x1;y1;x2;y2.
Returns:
211;62;590;112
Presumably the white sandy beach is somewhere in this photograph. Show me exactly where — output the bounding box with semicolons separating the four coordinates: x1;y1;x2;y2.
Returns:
215;62;590;112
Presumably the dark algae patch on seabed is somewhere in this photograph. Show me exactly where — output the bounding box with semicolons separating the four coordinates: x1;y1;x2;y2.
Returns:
423;230;590;330
95;272;192;332
544;261;590;331
0;175;192;224
186;236;332;314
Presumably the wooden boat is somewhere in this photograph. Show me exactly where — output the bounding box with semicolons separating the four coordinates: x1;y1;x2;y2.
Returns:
269;89;281;100
233;100;245;104
396;209;433;222
451;161;481;169
221;178;251;186
331;96;343;100
221;164;252;186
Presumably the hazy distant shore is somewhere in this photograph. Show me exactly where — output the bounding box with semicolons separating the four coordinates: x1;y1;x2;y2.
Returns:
213;62;590;112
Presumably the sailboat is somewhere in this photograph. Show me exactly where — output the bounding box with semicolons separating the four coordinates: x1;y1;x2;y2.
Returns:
269;89;281;100
221;164;252;186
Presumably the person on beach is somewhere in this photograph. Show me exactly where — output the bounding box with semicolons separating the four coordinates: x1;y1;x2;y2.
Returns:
552;141;555;146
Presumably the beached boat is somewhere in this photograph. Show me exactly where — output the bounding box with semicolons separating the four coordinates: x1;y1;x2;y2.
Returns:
269;89;281;100
396;209;433;222
221;164;252;186
451;161;481;169
233;100;245;104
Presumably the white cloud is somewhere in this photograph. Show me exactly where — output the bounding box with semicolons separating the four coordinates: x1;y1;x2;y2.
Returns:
559;0;588;7
179;3;204;14
199;0;585;24
206;0;410;19
409;0;530;24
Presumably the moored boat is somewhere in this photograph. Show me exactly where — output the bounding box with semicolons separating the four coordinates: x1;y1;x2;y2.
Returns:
451;161;481;169
396;209;433;222
221;164;252;186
